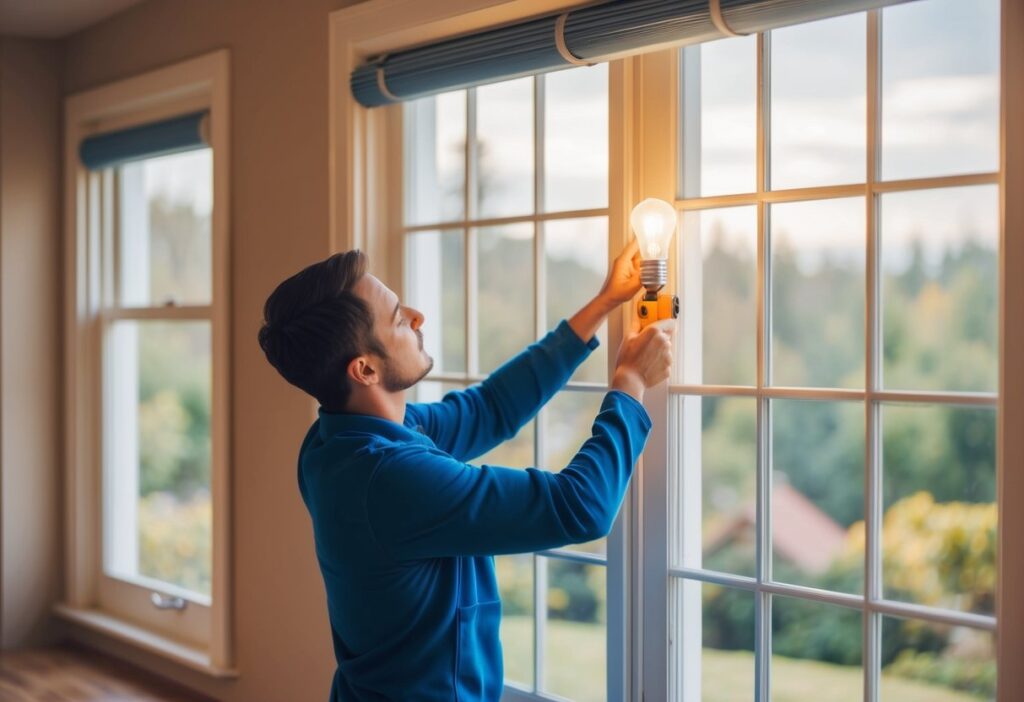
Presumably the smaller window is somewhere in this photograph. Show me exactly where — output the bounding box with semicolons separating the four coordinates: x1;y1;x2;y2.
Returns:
64;51;230;670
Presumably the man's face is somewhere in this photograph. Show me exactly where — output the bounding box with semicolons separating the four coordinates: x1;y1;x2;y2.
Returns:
352;273;433;392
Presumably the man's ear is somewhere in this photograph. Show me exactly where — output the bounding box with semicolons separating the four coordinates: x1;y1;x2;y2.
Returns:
347;355;379;387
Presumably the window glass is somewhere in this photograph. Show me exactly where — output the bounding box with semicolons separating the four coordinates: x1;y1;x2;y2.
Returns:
680;35;758;198
544;558;606;701
545;65;608;212
676;395;757;578
880;186;998;393
476;78;534;218
679;207;757;386
496;554;534;688
769;14;866;190
405;229;466;373
769;197;865;388
882;404;996;615
476;223;534;374
880;0;999;181
118;149;212;307
104;320;212;599
771;399;864;594
880;615;996;700
404;91;466;224
675;581;756;702
476;421;535;469
771;596;863;701
545;217;609;383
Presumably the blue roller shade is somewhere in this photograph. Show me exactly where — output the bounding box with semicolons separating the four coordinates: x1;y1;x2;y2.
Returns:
79;110;209;170
351;0;913;107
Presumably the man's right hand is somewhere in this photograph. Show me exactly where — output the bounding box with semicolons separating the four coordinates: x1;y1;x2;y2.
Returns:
611;318;676;403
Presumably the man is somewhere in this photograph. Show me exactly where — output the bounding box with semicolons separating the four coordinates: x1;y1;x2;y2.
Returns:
258;242;674;701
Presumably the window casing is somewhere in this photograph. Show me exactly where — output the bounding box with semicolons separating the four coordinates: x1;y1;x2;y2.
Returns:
61;50;233;675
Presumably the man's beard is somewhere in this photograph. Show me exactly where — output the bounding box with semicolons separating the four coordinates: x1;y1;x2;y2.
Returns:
380;345;434;392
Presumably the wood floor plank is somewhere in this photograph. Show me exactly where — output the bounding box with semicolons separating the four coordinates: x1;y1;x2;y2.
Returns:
0;645;211;702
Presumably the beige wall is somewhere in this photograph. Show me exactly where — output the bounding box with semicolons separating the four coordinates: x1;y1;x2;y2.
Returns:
25;1;1023;701
55;1;359;699
0;37;63;650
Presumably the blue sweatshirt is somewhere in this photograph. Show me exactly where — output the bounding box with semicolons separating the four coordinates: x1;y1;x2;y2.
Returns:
297;319;652;701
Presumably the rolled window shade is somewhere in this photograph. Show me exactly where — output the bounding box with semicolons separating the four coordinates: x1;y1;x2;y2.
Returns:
79;110;210;170
351;0;912;107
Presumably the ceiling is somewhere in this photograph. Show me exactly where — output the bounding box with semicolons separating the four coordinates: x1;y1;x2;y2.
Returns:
0;0;145;38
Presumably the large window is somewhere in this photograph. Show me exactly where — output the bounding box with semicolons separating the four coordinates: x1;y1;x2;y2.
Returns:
402;65;613;700
334;0;1019;699
62;51;232;673
671;1;999;700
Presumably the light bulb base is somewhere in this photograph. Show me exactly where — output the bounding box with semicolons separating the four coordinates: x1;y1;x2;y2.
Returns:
640;258;667;292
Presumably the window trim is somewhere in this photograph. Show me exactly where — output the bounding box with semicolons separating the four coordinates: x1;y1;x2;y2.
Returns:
60;49;233;675
998;1;1024;699
330;2;1024;700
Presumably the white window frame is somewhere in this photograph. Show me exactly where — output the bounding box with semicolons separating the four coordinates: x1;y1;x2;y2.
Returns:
58;49;235;678
330;2;1024;700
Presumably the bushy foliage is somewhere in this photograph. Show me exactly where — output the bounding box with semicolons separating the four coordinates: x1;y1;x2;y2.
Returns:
139;490;212;596
137;197;212;499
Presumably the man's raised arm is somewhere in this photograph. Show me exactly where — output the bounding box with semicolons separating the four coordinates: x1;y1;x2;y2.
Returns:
374;310;675;560
405;241;646;461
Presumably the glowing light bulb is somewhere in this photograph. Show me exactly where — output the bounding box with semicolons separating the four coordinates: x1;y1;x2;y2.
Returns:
630;198;676;293
630;198;676;262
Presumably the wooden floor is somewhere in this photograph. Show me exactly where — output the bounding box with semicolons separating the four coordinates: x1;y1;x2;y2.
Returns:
0;644;210;702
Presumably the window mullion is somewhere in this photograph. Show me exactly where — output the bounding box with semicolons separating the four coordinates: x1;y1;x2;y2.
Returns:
108;169;120;308
465;88;479;379
755;28;771;702
606;57;634;702
864;10;883;702
100;306;215;322
532;73;548;697
534;554;547;694
534;71;547;496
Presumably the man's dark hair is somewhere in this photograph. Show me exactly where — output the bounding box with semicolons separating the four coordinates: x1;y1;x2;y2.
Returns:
257;250;387;412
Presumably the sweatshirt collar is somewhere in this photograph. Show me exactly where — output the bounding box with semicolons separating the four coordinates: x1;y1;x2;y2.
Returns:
316;406;434;446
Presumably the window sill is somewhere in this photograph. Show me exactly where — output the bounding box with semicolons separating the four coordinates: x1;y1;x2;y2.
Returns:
53;603;239;679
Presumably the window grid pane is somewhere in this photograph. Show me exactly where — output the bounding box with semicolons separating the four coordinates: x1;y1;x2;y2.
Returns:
542;556;607;701
768;13;867;190
674;4;999;700
879;0;1000;181
103;319;212;599
116;148;213;309
768;197;866;389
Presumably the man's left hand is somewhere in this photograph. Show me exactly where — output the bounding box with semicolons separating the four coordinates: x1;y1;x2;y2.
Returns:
599;238;644;306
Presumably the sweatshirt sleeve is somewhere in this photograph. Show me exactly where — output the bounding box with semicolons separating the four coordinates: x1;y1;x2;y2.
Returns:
403;319;599;463
367;390;651;560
